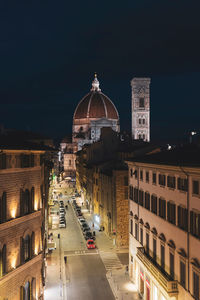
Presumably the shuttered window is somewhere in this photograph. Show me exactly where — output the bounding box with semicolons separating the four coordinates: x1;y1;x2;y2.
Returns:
161;245;165;270
145;192;150;210
178;178;188;192
159;198;166;219
190;211;200;238
193;272;199;300
167;201;176;225
180;261;186;288
151;195;157;215
178;206;188;231
167;176;176;189
139;190;144;206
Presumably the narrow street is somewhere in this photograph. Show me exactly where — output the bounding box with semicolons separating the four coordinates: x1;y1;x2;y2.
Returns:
44;194;120;300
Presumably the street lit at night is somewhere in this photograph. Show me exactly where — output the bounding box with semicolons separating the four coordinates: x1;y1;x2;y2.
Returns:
1;2;200;300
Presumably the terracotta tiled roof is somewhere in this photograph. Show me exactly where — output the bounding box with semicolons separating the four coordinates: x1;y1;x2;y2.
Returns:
74;91;119;120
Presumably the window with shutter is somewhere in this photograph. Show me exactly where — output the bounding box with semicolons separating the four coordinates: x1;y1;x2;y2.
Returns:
193;272;199;300
139;190;144;206
151;195;157;214
152;173;156;184
170;252;174;279
135;223;138;240
193;181;199;195
145;192;150;210
180;261;186;288
146;233;149;255
140;228;143;245
161;244;165;270
153;239;157;261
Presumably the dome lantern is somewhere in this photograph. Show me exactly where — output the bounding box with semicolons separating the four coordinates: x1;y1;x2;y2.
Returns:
91;73;101;92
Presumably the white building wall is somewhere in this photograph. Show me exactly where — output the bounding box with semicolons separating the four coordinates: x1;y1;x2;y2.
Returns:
128;161;200;300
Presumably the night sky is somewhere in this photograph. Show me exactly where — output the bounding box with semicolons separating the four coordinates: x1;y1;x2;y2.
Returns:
0;1;200;141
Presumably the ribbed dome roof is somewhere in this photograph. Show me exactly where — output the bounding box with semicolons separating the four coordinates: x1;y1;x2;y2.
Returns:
73;75;119;120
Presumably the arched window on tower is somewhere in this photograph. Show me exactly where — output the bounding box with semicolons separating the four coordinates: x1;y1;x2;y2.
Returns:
139;98;145;108
142;119;145;124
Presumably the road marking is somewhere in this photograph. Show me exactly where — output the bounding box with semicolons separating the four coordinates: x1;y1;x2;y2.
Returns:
99;251;123;271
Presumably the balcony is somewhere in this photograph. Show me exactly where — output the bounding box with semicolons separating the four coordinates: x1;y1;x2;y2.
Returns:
136;247;178;296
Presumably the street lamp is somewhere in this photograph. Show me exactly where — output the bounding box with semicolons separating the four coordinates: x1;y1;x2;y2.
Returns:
190;131;197;144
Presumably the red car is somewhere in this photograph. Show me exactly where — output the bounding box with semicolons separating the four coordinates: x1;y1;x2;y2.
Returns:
86;239;96;249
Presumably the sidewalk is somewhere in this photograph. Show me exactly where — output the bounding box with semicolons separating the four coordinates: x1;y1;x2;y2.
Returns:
106;267;141;300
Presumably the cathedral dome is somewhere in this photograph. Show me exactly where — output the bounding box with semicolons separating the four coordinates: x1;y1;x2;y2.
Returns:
73;75;119;120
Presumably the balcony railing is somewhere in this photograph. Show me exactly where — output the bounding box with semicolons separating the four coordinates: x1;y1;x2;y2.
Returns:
136;247;178;296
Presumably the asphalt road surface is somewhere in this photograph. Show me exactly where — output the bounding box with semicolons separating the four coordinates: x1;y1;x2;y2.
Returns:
60;200;115;300
65;253;114;300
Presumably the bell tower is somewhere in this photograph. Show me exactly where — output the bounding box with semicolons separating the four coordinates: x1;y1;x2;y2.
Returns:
131;78;151;141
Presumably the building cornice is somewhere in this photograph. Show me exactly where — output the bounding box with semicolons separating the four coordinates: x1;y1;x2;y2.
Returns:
0;253;42;285
0;166;42;174
125;160;200;174
0;211;42;232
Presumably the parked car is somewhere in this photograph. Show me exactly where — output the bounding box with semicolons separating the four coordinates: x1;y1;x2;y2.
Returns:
60;200;64;204
82;227;90;234
59;222;66;228
86;239;96;249
78;218;85;225
60;208;65;212
84;231;95;240
76;211;82;217
59;211;65;216
81;222;89;228
77;215;84;219
59;218;66;223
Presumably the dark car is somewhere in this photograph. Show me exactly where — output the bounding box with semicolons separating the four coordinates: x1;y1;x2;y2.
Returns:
81;222;88;228
82;227;90;234
84;231;95;240
76;210;82;217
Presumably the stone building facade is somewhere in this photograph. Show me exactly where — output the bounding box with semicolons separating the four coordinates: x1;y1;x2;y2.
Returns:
0;141;51;300
131;78;151;142
126;145;200;300
76;128;160;248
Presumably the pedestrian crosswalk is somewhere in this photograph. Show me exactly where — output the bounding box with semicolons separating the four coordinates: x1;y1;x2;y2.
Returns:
99;250;123;271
